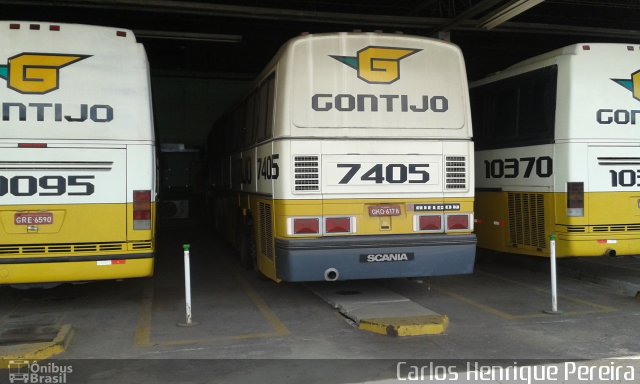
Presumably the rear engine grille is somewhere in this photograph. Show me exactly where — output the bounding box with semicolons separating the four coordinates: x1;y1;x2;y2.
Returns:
293;155;319;192
259;202;274;260
508;192;546;249
445;156;467;190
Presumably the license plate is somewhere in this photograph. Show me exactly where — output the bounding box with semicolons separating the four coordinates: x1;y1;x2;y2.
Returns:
14;212;54;225
368;205;401;217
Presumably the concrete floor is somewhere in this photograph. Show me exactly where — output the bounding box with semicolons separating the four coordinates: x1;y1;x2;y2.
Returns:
1;221;640;383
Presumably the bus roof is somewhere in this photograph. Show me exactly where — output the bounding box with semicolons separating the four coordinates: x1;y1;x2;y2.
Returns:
0;21;153;142
277;32;472;138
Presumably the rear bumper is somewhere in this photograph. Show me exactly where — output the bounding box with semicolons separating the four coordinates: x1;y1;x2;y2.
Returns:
275;234;476;282
0;253;154;284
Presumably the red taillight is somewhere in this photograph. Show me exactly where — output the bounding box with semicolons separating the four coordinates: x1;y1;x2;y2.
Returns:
446;214;469;231
9;23;20;30
293;218;319;234
419;215;441;231
567;182;584;217
18;143;47;148
117;31;127;37
50;25;60;31
30;24;40;30
325;217;351;234
133;190;152;230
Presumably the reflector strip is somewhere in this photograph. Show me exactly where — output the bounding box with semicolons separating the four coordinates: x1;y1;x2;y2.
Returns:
18;143;47;148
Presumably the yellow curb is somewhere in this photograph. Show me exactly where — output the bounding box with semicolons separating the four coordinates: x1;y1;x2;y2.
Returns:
358;315;449;336
0;324;73;365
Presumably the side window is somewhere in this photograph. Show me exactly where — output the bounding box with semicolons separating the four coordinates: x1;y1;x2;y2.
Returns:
256;81;269;142
472;65;557;150
243;93;257;148
263;74;276;141
491;87;518;141
232;104;245;151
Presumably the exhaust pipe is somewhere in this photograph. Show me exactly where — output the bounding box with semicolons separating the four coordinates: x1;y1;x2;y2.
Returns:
324;268;339;281
604;249;617;257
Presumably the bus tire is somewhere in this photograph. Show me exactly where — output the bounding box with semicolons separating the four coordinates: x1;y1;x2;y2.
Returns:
239;224;256;270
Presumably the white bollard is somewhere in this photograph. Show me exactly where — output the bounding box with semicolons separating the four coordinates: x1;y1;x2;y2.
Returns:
178;243;197;326
544;234;562;315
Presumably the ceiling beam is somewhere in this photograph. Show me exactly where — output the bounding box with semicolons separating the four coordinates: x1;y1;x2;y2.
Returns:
1;0;639;39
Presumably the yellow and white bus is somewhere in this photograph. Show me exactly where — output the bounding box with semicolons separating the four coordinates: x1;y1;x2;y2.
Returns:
472;43;640;258
0;21;155;284
208;32;475;282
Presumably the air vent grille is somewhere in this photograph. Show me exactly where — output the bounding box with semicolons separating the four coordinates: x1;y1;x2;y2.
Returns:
445;156;466;190
293;155;319;192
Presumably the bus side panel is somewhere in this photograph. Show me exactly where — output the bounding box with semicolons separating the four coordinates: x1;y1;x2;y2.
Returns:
475;145;555;256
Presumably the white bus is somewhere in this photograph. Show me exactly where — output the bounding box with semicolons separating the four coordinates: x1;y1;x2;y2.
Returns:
472;43;640;258
0;21;155;284
208;32;475;282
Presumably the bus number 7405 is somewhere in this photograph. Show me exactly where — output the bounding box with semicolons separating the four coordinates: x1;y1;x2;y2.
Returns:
337;163;430;184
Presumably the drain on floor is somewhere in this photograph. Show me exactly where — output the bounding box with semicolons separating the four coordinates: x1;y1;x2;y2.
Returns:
335;290;361;296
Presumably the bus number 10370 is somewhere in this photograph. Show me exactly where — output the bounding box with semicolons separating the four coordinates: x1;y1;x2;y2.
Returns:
610;169;640;187
484;156;553;179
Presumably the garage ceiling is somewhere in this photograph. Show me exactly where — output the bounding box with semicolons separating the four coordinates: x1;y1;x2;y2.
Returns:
2;0;640;81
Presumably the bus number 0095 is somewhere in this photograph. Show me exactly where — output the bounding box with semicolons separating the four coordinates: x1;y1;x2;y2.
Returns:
337;163;430;184
484;157;552;179
0;175;95;196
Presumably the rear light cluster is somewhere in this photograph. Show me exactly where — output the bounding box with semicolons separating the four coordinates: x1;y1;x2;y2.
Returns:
289;217;355;235
133;190;152;230
567;182;584;217
413;214;473;232
288;212;473;236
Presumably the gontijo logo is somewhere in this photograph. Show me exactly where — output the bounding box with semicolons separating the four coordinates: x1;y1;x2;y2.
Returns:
331;46;420;84
0;52;89;94
612;70;640;102
597;69;640;125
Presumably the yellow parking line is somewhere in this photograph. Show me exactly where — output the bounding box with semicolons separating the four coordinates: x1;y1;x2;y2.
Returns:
433;270;616;320
477;270;616;312
234;272;291;337
157;332;286;348
133;279;153;348
133;271;290;348
434;286;517;320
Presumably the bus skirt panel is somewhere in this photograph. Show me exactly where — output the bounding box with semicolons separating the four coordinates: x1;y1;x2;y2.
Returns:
0;254;154;284
275;234;476;282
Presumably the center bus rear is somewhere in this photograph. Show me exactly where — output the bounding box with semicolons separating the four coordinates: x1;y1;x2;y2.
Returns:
209;32;476;282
